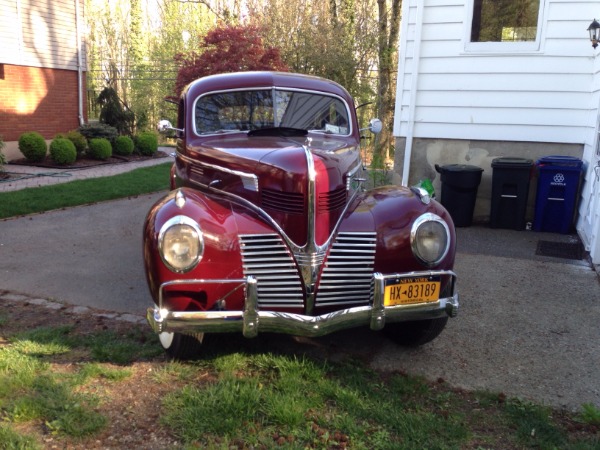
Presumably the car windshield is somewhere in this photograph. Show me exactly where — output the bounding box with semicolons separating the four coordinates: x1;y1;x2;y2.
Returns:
194;89;350;136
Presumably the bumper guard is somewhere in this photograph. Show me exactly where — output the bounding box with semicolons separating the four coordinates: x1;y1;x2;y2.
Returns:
147;271;458;338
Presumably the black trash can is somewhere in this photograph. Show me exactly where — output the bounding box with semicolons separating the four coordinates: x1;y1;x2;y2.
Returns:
435;164;483;227
533;156;583;234
489;157;533;230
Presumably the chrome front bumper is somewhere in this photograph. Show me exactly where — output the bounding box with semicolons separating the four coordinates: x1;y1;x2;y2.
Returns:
146;271;459;338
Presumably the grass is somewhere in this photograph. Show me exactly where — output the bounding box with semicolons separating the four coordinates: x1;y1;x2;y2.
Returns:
0;162;171;219
0;319;599;448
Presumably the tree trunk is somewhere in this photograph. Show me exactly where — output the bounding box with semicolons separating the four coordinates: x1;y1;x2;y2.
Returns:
374;0;401;167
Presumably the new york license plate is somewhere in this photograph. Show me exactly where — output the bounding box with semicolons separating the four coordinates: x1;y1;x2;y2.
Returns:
384;276;441;306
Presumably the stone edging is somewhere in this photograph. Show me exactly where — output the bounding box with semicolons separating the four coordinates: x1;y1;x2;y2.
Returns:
0;290;146;325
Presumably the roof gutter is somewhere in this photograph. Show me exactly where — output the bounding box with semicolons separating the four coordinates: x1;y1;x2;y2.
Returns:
75;0;85;126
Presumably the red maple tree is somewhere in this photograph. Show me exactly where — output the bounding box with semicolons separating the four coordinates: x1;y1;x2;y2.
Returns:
173;24;289;96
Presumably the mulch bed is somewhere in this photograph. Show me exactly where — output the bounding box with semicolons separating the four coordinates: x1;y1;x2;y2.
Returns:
7;150;169;170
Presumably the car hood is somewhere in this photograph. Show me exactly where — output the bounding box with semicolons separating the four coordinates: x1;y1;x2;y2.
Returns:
184;134;362;247
189;134;360;192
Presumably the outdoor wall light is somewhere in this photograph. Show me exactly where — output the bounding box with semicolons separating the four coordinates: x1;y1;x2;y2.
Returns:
588;18;600;48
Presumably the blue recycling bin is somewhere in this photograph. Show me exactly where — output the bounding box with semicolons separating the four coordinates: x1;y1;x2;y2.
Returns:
533;156;583;234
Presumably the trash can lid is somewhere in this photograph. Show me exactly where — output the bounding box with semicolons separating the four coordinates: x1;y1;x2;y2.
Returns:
435;164;483;173
491;157;533;168
536;155;583;169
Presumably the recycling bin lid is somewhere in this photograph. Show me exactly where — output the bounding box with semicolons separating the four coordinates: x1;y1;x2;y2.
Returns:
536;155;582;168
491;157;533;168
435;164;483;173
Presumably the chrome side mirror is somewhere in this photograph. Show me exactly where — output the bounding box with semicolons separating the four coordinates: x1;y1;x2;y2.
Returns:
157;119;173;133
360;118;382;134
157;119;183;137
368;118;382;134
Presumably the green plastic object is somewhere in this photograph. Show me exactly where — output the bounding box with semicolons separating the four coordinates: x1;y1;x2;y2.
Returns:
416;178;435;198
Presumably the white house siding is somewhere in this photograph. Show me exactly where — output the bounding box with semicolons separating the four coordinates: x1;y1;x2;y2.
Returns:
0;0;86;71
394;0;600;260
395;0;595;144
578;47;600;264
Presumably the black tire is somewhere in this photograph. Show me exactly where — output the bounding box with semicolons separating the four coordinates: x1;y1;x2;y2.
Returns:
158;331;206;360
383;317;448;347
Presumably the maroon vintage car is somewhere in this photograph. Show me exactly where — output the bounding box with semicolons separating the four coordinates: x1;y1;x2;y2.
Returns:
144;71;459;359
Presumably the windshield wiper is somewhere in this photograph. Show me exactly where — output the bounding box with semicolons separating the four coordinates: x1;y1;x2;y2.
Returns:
247;127;308;137
199;129;241;135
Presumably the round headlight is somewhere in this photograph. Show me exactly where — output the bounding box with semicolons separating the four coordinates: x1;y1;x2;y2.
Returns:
158;216;204;273
410;213;450;267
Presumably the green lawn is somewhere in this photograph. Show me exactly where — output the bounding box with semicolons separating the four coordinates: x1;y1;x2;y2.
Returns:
0;162;171;219
0;316;598;449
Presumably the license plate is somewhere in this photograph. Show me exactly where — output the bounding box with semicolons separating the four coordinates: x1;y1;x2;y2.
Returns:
384;276;441;306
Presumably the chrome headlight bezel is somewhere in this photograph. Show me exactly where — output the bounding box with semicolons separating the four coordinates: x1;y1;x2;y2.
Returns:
158;215;204;273
410;213;451;267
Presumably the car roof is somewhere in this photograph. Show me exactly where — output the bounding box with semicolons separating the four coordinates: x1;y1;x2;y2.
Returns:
183;71;354;105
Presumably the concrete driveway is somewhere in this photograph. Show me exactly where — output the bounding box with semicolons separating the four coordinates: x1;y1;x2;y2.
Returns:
1;194;599;411
0;193;164;313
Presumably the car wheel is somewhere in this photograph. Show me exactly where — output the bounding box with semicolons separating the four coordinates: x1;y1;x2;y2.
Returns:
383;317;448;347
158;331;205;360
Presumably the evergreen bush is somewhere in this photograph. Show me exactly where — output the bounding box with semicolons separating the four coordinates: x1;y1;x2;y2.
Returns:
49;138;77;165
135;132;158;156
97;87;135;135
78;123;118;145
87;138;112;160
18;132;47;162
114;135;134;156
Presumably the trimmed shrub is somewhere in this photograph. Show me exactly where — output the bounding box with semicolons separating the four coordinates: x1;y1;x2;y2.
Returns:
87;138;112;160
113;135;134;156
66;130;87;157
49;138;77;165
135;132;158;156
18;132;47;162
78;123;118;145
0;135;6;171
55;131;87;158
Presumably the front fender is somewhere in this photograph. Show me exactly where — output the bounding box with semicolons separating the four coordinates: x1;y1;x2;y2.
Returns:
344;186;456;273
143;188;243;310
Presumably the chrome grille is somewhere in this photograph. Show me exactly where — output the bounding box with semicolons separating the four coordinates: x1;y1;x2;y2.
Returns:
317;232;377;307
261;188;304;214
239;234;304;308
190;166;205;183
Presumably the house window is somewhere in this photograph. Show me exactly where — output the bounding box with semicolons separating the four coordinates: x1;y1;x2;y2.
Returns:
471;0;540;43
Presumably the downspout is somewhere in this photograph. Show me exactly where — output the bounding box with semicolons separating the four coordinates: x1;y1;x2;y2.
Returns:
75;0;85;125
401;0;424;186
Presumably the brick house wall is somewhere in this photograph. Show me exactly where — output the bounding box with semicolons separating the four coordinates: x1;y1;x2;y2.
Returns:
0;0;87;160
0;64;86;142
